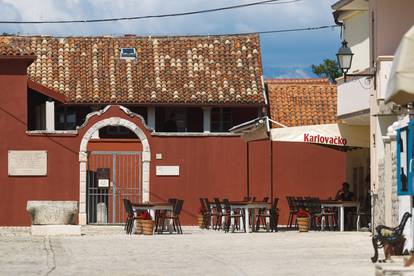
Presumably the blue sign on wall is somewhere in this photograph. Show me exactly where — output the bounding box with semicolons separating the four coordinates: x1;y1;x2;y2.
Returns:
397;122;414;195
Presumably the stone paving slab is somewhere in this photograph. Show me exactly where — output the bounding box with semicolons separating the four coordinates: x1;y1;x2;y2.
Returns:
0;227;376;276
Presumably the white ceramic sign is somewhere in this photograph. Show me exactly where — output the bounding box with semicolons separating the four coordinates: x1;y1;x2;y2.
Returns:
8;150;47;176
156;166;179;176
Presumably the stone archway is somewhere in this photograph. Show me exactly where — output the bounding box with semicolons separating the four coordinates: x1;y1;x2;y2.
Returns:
78;117;151;225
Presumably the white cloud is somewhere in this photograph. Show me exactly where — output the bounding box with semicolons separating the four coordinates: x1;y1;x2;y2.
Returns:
0;0;338;35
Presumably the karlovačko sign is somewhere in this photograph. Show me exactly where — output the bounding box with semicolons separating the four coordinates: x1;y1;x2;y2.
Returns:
303;133;347;146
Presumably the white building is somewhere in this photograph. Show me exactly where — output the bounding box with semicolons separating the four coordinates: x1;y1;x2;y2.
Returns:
332;0;414;248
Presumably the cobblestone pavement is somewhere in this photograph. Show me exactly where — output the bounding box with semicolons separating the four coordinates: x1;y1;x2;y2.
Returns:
0;227;375;276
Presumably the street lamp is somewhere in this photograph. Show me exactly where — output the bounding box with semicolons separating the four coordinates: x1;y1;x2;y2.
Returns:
336;40;375;83
336;41;353;77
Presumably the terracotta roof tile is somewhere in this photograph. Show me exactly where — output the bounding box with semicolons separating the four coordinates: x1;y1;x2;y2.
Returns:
266;78;337;127
0;35;264;105
0;38;35;56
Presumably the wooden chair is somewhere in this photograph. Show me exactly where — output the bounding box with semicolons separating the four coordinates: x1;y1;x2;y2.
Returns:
371;212;412;263
222;198;245;233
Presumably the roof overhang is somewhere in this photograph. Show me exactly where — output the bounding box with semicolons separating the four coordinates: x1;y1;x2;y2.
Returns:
385;25;414;106
332;0;368;11
270;123;369;148
229;116;270;142
28;79;66;103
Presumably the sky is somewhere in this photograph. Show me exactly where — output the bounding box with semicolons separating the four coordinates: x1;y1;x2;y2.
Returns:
0;0;341;79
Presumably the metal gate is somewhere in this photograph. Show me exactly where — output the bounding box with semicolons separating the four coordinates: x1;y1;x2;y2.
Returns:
86;151;142;224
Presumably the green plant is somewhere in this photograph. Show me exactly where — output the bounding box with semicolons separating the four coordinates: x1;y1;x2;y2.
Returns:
311;59;342;84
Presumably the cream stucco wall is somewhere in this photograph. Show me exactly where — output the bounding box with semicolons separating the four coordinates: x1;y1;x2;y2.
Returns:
343;11;370;73
370;0;414;63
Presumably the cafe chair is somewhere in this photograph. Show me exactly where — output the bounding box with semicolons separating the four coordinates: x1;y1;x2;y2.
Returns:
286;196;299;229
213;198;224;230
255;198;279;232
155;198;177;233
123;198;138;235
254;197;270;231
199;198;211;229
158;199;184;234
222;198;245;233
309;197;337;231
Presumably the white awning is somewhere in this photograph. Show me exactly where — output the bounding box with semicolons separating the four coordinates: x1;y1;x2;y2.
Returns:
270;123;369;148
385;25;414;105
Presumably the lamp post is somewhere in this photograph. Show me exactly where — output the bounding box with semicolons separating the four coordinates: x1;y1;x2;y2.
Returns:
336;40;375;83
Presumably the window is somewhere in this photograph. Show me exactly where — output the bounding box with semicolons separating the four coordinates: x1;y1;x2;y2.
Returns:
160;108;187;132
27;90;47;130
99;126;136;139
211;108;232;132
397;124;413;195
120;48;136;59
55;106;92;130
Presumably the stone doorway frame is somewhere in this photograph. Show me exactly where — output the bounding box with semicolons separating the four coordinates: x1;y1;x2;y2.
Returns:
78;116;151;225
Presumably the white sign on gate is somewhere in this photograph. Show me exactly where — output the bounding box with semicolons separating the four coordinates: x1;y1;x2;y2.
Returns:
8;150;47;176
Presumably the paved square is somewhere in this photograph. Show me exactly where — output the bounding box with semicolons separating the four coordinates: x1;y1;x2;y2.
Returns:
0;227;375;275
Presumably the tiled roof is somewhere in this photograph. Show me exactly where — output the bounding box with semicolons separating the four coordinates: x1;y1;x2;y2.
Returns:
0;35;264;105
266;78;337;127
0;42;35;57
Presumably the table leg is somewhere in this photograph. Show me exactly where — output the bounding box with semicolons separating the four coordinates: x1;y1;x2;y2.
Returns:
340;206;344;232
244;207;250;233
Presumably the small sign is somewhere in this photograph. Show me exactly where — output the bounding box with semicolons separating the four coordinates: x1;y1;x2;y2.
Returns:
156;166;179;176
98;179;109;188
97;168;110;188
8;150;47;176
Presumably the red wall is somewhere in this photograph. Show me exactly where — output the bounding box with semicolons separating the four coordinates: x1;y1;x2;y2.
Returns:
149;136;248;225
0;60;346;226
273;142;346;225
0;60;80;226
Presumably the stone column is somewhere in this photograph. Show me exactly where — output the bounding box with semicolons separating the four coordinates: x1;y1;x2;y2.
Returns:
147;106;156;130
383;135;392;226
203;107;212;133
45;101;55;131
78;152;88;225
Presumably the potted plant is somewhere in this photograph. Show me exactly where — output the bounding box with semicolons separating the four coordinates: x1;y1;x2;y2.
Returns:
197;208;205;229
139;211;154;235
296;209;311;232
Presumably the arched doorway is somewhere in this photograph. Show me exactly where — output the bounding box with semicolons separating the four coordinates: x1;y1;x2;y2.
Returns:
78;116;151;225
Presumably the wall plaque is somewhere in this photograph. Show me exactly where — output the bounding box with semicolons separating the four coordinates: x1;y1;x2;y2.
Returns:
156;166;180;176
8;150;47;176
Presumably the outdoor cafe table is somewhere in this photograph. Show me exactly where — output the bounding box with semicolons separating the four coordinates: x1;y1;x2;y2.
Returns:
320;200;360;232
132;202;174;220
210;201;270;233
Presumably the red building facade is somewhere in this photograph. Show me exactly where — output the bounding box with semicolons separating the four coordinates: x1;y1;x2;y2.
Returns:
0;35;344;226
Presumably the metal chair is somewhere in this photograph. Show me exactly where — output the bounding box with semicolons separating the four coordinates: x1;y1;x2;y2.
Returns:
255;198;279;232
222;198;245;233
286;196;299;229
213;198;224;230
123;198;138;235
158;199;184;234
199;198;211;229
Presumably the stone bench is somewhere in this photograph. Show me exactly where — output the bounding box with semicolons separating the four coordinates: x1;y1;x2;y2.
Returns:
26;201;80;236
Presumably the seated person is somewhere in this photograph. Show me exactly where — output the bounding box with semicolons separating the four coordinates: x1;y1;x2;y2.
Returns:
335;182;355;201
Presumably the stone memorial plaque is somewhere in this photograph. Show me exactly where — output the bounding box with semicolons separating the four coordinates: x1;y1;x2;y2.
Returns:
8;150;47;176
156;166;180;176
